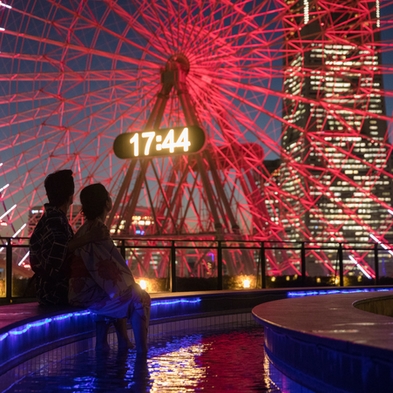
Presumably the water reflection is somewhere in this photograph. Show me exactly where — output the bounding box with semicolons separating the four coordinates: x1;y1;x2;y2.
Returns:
148;338;207;392
3;324;298;392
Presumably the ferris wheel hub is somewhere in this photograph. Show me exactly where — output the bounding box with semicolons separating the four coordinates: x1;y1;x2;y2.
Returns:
166;54;190;74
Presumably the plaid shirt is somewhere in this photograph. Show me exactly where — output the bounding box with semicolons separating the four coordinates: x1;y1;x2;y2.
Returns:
29;204;73;306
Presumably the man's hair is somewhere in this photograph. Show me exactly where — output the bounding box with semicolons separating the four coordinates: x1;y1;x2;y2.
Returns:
44;169;75;207
80;183;109;220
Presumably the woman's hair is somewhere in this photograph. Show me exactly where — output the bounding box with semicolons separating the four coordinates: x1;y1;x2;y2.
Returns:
80;183;109;220
45;169;74;207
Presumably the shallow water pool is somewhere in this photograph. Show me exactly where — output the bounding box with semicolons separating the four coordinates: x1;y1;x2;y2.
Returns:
2;318;313;393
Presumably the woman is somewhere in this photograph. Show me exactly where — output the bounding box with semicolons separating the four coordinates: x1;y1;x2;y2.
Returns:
69;183;150;353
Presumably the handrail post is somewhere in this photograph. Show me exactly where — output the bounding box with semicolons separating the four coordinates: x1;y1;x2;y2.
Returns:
217;240;223;290
171;240;177;292
374;243;379;285
260;242;266;289
301;242;306;286
338;243;344;286
120;239;126;259
6;238;12;302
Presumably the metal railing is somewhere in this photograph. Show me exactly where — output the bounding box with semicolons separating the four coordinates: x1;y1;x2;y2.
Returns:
1;236;391;303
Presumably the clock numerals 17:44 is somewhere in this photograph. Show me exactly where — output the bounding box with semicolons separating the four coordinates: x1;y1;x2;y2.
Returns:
131;127;191;156
113;125;206;159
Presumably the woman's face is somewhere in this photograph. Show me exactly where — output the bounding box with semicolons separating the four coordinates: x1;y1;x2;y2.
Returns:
105;195;113;213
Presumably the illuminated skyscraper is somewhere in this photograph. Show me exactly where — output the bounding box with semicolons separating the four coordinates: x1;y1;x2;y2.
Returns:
280;0;392;272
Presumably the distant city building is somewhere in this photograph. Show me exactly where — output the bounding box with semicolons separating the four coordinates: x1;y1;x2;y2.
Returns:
28;205;155;237
264;159;281;175
110;208;154;237
280;1;393;273
263;158;282;230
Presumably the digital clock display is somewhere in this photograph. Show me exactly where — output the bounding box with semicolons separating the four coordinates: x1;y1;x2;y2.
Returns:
113;125;206;159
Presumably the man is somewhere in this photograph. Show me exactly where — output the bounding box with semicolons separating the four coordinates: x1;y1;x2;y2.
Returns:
30;169;75;306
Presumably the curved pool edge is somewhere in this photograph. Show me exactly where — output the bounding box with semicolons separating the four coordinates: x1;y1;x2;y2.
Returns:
0;289;289;378
252;290;393;393
3;287;393;392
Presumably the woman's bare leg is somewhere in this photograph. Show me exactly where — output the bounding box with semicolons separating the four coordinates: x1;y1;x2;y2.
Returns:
95;321;110;351
131;311;148;354
114;318;134;350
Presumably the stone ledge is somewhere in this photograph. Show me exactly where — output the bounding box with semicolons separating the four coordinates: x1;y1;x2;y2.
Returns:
354;294;393;317
252;290;393;393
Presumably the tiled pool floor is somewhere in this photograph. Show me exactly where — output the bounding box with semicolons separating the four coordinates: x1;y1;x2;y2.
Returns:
1;319;314;393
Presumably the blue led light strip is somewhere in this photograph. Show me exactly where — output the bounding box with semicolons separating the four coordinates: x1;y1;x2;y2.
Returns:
288;288;392;298
10;318;53;335
151;298;201;307
0;333;8;342
0;310;91;342
0;299;201;343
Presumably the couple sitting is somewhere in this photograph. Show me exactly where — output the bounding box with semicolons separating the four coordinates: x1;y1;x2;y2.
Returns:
69;183;151;353
30;170;150;353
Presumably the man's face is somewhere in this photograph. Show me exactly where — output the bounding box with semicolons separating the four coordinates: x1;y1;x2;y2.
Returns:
106;196;113;212
67;194;74;209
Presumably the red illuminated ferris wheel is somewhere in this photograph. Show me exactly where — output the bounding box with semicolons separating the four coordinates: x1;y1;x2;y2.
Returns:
1;0;393;279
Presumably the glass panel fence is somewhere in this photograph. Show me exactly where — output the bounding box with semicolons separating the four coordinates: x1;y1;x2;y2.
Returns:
174;240;219;291
114;239;172;293
1;237;392;302
378;249;393;283
0;237;6;298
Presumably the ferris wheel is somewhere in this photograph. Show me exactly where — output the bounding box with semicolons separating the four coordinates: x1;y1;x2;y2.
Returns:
1;0;393;279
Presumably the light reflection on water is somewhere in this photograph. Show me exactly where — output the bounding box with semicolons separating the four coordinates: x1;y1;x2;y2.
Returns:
149;341;207;392
3;322;308;393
